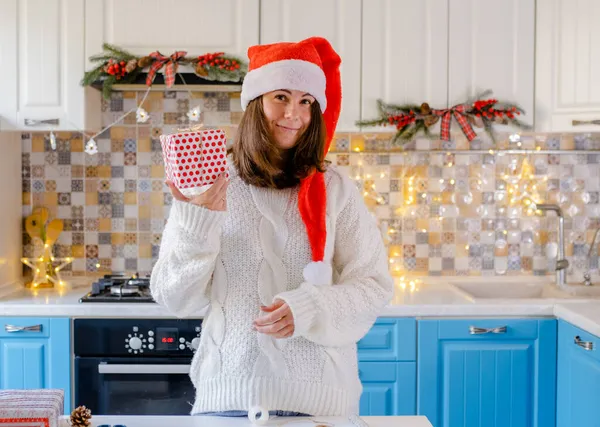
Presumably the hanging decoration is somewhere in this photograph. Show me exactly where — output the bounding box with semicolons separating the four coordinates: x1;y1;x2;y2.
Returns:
356;90;531;144
81;43;247;99
187;105;202;122
135;106;150;123
84;138;98;155
48;131;57;150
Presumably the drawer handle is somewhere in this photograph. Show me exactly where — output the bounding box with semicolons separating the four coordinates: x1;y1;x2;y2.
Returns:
5;324;43;333
572;119;600;126
574;336;594;351
469;326;507;335
24;118;59;126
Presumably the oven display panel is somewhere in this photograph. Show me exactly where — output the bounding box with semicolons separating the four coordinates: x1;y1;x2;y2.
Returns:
156;327;179;350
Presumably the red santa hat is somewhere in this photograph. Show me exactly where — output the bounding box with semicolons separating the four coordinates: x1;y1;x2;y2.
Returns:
241;37;342;286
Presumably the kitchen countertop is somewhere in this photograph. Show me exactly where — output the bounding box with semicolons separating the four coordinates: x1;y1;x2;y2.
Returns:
57;415;433;427
1;276;600;336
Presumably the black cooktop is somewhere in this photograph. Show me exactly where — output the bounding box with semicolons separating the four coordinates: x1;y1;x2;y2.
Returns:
79;274;154;303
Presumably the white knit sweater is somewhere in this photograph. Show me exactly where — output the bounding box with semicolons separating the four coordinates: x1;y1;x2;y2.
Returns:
150;163;393;416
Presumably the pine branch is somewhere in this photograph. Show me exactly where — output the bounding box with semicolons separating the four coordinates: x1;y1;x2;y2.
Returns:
88;54;115;63
482;119;497;144
382;102;421;113
466;89;494;105
510;118;532;130
81;65;105;86
356;118;389;127
401;121;424;141
101;43;137;60
102;75;117;100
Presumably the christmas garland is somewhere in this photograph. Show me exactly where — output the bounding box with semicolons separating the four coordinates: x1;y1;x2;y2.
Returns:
81;43;247;99
356;90;531;144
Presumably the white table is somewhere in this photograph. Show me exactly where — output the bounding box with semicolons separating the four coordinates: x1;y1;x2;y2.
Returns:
59;415;433;427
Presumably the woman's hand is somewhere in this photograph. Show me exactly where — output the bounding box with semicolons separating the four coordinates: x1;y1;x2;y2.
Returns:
166;174;229;211
253;299;295;339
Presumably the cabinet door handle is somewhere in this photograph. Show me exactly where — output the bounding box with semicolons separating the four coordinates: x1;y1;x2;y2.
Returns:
574;336;594;351
572;119;600;126
469;326;507;335
24;118;59;126
4;324;43;333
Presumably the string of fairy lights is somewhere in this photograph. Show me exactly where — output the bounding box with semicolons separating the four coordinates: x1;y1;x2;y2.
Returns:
341;134;565;279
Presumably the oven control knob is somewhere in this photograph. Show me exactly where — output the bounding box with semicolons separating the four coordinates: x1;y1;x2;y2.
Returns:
179;344;185;350
191;337;201;350
148;344;154;350
128;337;142;350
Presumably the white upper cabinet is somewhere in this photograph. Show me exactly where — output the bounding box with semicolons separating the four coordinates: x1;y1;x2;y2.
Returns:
85;0;259;68
361;0;535;132
260;0;361;131
448;0;535;128
362;0;449;129
0;0;92;131
536;0;600;132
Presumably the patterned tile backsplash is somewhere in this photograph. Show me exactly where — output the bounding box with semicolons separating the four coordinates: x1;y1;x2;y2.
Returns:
20;90;600;280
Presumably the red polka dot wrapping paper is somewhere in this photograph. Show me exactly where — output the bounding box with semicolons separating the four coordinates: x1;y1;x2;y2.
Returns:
159;129;229;192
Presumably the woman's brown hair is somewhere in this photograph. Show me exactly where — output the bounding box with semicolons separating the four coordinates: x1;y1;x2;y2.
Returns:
232;96;327;189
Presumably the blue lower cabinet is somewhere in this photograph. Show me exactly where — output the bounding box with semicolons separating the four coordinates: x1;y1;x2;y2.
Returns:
417;318;557;427
359;361;416;416
358;318;416;362
557;320;600;427
357;318;417;416
0;317;71;414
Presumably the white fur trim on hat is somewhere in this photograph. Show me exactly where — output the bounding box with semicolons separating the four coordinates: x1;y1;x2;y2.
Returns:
241;59;327;112
303;261;333;286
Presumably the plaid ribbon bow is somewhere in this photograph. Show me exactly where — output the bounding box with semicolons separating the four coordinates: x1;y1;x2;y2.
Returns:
433;104;477;141
145;51;187;88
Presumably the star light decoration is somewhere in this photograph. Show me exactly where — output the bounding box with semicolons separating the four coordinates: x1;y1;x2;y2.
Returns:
21;244;73;289
502;156;543;215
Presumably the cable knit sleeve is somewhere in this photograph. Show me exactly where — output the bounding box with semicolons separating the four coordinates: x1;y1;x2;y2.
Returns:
150;199;226;317
275;176;394;347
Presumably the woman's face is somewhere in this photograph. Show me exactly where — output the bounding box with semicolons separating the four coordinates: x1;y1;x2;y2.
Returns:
262;89;315;150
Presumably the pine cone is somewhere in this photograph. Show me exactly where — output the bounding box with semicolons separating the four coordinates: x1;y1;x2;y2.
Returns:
195;63;208;77
420;102;432;115
424;114;440;128
70;405;92;427
125;58;138;73
137;56;153;68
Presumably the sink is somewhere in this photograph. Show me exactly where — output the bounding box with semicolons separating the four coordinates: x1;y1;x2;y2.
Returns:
559;283;600;298
448;280;573;300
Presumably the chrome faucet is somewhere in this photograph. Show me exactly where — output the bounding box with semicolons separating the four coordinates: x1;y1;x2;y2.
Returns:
534;204;569;287
582;227;600;286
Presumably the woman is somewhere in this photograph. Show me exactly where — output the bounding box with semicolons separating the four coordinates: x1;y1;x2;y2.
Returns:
150;36;393;417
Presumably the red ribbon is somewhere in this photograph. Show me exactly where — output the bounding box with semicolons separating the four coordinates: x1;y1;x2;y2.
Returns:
433;104;477;141
145;51;187;88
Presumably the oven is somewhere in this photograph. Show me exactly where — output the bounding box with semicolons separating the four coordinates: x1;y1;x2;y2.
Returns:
74;318;202;415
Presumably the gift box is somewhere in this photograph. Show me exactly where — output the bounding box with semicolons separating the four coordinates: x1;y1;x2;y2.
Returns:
0;389;64;427
160;129;229;197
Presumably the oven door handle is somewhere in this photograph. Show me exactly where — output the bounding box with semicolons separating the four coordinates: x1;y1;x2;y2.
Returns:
98;364;191;375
